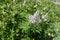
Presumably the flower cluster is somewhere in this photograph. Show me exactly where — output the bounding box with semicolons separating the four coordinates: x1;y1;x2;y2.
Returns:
29;10;41;24
29;10;48;24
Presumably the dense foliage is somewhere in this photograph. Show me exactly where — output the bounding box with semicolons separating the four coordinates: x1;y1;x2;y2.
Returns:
0;0;60;40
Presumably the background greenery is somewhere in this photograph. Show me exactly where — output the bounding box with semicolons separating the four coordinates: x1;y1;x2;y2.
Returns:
0;0;60;40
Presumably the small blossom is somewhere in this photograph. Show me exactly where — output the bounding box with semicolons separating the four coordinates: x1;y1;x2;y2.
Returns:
29;10;41;24
13;0;16;4
29;15;33;23
23;0;26;6
29;15;35;24
42;13;48;21
34;10;39;17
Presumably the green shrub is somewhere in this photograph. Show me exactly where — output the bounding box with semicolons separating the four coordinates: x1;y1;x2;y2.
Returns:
0;0;59;40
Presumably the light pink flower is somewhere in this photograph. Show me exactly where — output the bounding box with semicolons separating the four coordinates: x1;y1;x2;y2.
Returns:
29;10;41;24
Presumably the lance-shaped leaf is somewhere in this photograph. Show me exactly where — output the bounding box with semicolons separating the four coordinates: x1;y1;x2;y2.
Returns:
42;13;48;21
13;0;16;4
23;0;26;6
